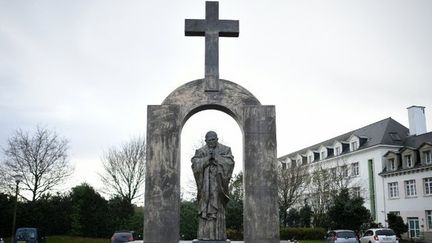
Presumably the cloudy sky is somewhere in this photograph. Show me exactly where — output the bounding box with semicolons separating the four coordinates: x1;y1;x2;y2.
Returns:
1;0;431;200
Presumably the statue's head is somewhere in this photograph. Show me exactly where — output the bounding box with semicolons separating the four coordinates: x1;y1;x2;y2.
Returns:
205;131;218;149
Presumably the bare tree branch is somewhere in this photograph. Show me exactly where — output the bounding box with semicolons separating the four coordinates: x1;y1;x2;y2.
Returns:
99;136;146;204
278;161;310;227
1;126;72;201
307;157;361;226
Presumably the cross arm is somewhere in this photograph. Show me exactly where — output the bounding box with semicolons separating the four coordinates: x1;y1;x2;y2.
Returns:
185;19;206;36
218;20;239;37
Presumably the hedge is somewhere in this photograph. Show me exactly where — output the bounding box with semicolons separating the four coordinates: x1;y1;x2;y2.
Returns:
280;227;326;240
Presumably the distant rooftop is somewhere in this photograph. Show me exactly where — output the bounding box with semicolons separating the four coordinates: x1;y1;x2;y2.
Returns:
279;117;410;160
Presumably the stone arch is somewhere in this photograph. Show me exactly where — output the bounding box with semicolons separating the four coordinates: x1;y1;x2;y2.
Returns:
162;79;260;126
144;79;279;243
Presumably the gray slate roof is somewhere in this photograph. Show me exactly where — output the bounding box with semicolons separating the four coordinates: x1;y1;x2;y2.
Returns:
403;132;432;149
279;117;410;160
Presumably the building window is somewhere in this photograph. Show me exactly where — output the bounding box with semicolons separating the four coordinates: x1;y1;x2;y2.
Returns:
388;182;399;199
405;180;417;197
389;158;396;171
352;187;361;198
405;154;413;168
424;177;432;195
352;162;359;176
335;146;341;156
427;210;432;230
351;141;359;151
424;150;432;164
341;165;348;178
321;151;326;160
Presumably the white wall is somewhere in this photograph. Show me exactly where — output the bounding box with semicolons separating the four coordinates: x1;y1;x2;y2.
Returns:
315;145;401;224
383;170;432;232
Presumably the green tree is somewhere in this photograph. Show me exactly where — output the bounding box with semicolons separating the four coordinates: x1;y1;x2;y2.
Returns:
226;172;243;235
18;193;72;235
299;204;312;227
0;193;13;236
387;213;407;238
179;199;198;240
68;183;110;237
127;206;144;238
327;188;371;231
286;208;300;227
108;196;134;230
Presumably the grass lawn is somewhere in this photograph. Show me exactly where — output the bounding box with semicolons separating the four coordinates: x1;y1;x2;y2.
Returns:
299;240;323;243
47;236;108;243
2;236;108;243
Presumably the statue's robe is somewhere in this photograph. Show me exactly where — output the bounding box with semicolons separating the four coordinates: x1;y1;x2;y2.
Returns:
191;143;235;240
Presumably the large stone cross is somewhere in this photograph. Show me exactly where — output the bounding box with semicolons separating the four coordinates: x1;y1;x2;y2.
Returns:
185;1;239;92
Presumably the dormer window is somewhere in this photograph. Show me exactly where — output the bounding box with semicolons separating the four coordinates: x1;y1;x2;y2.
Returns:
389;158;396;171
424;150;432;164
351;141;359;151
348;135;361;152
405;155;413;168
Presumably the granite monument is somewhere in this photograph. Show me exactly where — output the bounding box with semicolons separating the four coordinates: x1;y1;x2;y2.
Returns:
144;2;279;243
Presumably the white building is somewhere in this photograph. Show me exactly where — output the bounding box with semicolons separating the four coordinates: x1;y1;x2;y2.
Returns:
279;106;432;240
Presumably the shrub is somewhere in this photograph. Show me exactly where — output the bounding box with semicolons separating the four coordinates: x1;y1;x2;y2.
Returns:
280;227;326;240
387;213;408;238
226;228;243;240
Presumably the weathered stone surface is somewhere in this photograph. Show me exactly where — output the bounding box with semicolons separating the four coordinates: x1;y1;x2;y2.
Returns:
243;106;279;243
145;85;279;243
162;79;260;125
192;131;234;240
185;1;239;91
144;105;182;243
145;2;279;242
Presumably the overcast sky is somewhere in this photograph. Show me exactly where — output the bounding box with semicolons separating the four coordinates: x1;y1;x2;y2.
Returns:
1;0;431;200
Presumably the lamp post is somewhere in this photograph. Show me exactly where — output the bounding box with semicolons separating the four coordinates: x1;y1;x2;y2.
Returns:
11;174;22;243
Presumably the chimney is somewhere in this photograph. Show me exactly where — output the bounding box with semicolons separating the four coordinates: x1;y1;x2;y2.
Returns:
407;105;427;136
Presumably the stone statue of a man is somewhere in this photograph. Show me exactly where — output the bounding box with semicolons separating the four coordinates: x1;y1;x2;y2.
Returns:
191;131;235;241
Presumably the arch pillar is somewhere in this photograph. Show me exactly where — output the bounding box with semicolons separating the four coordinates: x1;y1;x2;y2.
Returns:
144;105;182;243
243;106;279;243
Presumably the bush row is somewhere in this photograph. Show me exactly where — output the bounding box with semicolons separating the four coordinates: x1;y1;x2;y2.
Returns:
280;227;326;240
